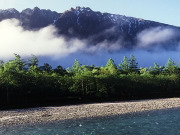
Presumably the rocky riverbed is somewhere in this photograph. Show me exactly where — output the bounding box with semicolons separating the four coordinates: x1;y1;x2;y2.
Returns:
0;98;180;126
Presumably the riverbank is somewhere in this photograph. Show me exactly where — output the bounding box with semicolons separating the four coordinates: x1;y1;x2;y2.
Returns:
0;98;180;126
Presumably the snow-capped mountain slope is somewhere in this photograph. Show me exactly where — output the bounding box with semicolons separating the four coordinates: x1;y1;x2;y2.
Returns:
54;7;180;46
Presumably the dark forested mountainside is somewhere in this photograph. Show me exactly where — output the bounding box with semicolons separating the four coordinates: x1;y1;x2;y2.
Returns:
0;7;180;49
0;7;60;29
0;55;180;109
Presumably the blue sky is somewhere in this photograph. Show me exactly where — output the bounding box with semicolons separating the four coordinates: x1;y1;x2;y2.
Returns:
0;0;180;27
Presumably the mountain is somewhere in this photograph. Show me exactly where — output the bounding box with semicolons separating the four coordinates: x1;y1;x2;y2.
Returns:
0;7;60;29
0;7;180;49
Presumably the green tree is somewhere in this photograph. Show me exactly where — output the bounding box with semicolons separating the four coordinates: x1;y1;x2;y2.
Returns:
40;63;52;72
3;54;26;73
27;55;38;68
165;58;176;74
0;60;4;72
105;58;117;74
129;54;138;72
106;58;117;68
119;56;129;73
53;65;67;76
0;60;4;66
71;59;82;73
1;54;26;105
149;63;164;75
140;67;148;75
26;55;40;75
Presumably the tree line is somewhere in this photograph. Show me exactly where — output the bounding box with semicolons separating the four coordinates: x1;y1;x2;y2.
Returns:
0;54;180;109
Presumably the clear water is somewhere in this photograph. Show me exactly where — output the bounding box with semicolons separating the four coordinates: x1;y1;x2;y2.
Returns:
0;108;180;135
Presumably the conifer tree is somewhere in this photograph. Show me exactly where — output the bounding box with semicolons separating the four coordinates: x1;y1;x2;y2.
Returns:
106;58;117;69
72;59;82;73
119;56;129;72
129;55;138;72
105;58;117;74
165;58;176;74
28;55;38;68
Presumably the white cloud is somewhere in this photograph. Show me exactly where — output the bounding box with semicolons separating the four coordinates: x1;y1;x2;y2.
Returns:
0;19;125;60
0;19;87;59
137;27;176;48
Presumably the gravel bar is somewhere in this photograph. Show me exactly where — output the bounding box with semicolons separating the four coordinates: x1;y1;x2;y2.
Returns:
0;98;180;126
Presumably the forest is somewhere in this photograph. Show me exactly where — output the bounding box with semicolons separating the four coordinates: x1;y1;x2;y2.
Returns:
0;54;180;109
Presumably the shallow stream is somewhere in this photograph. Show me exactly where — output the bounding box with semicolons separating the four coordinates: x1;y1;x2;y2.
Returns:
0;108;180;135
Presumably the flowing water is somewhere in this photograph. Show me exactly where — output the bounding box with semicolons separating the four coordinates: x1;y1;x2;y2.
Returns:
0;108;180;135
